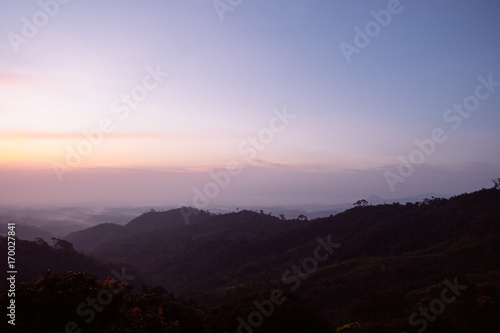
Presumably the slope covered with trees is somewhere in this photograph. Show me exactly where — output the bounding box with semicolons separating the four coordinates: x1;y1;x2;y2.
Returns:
2;183;500;332
0;236;145;287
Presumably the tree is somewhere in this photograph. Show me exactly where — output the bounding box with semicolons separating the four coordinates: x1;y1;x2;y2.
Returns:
0;270;206;333
51;238;75;252
493;178;500;190
353;199;369;207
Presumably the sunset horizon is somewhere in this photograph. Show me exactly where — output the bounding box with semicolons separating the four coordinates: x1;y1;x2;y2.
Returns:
1;0;499;207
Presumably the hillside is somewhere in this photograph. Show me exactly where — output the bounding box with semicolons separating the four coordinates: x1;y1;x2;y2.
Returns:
61;186;500;331
5;185;500;332
0;236;145;288
65;208;213;252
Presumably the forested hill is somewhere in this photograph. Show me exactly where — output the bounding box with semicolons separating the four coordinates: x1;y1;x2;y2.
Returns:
4;185;499;332
60;185;500;331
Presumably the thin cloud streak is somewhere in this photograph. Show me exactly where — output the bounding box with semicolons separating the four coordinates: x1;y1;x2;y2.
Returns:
0;131;242;141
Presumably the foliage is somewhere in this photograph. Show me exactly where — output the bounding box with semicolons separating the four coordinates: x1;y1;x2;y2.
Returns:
0;271;206;333
337;321;360;332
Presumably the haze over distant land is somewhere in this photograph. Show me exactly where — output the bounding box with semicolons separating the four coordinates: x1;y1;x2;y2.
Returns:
0;164;495;207
0;1;499;207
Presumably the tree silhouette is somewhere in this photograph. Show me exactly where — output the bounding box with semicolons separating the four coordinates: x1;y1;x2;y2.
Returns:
353;199;368;207
493;178;500;190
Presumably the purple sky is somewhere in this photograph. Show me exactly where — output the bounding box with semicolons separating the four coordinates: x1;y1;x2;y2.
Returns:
1;0;499;207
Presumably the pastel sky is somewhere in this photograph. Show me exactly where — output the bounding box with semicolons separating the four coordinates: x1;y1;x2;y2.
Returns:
1;0;499;207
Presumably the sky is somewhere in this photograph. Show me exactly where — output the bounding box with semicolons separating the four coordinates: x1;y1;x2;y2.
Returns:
0;0;499;208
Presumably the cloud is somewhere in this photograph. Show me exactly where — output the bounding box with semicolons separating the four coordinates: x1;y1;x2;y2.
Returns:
251;159;287;168
0;131;196;141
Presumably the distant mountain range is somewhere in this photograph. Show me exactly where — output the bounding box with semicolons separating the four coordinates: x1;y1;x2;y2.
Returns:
0;206;144;239
0;192;448;241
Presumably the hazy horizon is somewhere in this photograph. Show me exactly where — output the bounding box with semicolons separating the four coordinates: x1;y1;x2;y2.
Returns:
1;1;499;207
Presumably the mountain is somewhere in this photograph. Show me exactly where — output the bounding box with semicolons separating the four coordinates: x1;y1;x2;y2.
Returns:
0;206;141;238
60;186;500;331
65;223;129;252
65;208;213;252
0;236;146;288
8;185;500;332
